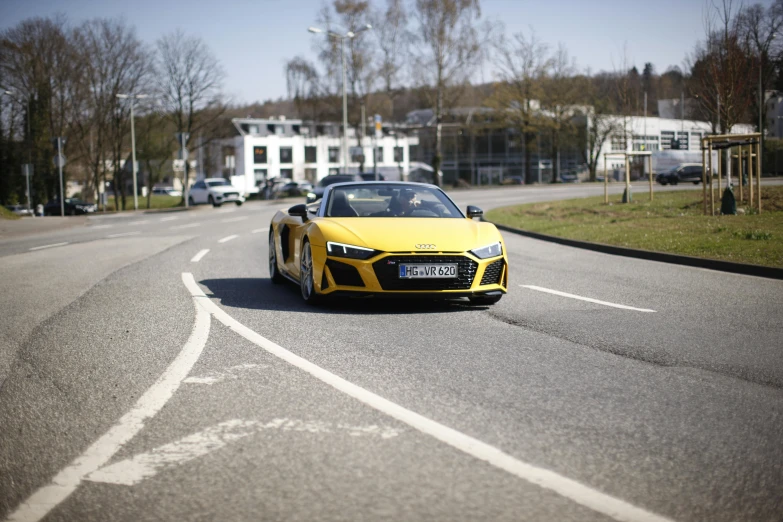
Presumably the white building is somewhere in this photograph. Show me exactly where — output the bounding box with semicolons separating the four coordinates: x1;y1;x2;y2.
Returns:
222;117;418;195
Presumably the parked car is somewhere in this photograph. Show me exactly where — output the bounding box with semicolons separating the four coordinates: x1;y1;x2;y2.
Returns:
559;173;580;183
503;176;524;185
359;172;387;181
152;187;182;197
43;198;96;216
275;180;313;198
188;178;245;207
4;204;34;216
656;163;709;185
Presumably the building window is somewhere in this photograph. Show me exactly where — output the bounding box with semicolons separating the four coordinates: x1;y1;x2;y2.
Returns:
305;168;317;183
305;146;317;163
328;167;340;175
328;147;340;163
610;135;626;151
254;169;267;186
676;132;689;150
280;168;293;179
660;131;675;150
280;147;293;164
253;146;267;164
375;147;384;162
394;146;403;162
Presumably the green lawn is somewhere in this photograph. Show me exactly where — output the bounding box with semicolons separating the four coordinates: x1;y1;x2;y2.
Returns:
485;186;783;268
0;206;21;220
104;195;183;212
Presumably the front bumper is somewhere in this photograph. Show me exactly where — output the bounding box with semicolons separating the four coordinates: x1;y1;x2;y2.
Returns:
312;248;508;298
214;192;245;203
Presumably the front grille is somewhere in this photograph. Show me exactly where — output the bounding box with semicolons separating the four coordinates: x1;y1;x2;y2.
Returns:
480;258;504;286
222;192;239;198
372;255;477;291
326;259;365;287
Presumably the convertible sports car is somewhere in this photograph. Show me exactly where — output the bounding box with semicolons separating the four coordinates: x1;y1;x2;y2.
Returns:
268;181;508;305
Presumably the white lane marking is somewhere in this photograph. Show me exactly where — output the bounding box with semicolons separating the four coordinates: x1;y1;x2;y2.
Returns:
159;216;178;222
29;242;69;251
85;418;401;486
520;285;657;313
6;284;211;522
190;249;210;263
127;220;149;226
183;363;262;385
251;227;269;234
90;224;113;230
218;234;238;244
107;231;141;238
170;222;199;230
181;273;673;522
220;216;248;224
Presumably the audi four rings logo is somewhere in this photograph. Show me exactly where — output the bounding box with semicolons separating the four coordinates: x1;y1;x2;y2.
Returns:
415;244;436;250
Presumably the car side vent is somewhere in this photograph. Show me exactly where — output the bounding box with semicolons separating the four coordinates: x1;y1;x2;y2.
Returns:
280;225;290;261
321;271;329;290
326;260;365;287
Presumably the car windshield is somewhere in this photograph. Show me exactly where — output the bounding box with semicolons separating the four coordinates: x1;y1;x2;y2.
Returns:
325;184;462;218
206;180;231;187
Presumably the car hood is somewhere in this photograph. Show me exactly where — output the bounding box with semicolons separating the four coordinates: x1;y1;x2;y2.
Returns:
314;218;503;252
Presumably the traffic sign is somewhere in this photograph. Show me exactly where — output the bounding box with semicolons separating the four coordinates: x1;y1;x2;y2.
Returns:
53;154;66;168
22;164;34;177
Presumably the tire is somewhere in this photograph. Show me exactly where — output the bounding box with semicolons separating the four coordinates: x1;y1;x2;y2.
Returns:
693;181;699;185
235;201;243;206
469;295;502;306
188;196;195;206
299;239;320;304
268;232;284;284
660;180;667;186
209;195;221;207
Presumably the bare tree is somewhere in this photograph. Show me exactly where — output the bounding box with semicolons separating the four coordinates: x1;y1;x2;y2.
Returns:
286;56;324;120
412;0;484;186
155;29;225;201
371;0;410;120
489;29;550;184
541;43;579;182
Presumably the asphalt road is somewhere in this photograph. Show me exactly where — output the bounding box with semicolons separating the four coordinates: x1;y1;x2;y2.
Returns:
1;182;781;522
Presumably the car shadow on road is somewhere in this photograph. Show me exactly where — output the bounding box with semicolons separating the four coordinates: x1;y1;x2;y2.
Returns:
198;278;484;315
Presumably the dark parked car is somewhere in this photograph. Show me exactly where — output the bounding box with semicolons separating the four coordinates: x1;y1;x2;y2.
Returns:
656;164;709;185
359;172;387;181
306;174;364;203
43;198;96;216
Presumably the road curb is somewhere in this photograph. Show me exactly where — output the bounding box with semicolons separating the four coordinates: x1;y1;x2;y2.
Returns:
487;220;783;280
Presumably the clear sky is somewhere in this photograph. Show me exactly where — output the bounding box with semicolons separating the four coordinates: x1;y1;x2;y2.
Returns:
1;0;773;105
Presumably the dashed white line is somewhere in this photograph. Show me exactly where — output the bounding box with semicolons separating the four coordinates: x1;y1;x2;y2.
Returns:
520;285;657;313
90;224;113;230
107;231;141;238
170;223;199;230
251;227;269;234
159;216;178;222
218;234;238;243
181;273;673;522
29;242;69;251
6;285;211;522
184;363;263;385
190;249;210;263
217;208;236;214
127;220;149;226
220;216;248;224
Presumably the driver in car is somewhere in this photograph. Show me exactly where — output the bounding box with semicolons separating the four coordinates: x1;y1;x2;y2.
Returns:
388;189;421;216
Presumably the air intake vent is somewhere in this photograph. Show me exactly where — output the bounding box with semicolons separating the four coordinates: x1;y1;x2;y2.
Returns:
480;259;504;286
326;259;365;287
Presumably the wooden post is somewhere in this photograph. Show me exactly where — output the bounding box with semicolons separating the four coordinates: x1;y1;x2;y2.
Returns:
702;146;707;214
749;144;755;212
738;145;744;202
604;156;608;204
708;143;714;216
648;154;653;201
624;155;630;203
756;141;762;213
717;146;722;196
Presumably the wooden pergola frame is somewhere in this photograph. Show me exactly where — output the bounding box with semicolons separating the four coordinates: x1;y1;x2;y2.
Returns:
602;151;653;204
701;133;761;215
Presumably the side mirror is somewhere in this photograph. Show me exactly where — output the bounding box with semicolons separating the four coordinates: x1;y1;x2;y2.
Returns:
467;205;483;219
288;204;308;220
306;192;317;203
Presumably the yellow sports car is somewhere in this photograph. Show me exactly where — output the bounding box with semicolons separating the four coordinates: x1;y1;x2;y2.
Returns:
268;182;508;305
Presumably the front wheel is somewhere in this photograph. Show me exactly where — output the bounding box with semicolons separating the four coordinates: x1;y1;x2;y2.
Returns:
299;240;320;304
235;201;243;206
469;295;502;306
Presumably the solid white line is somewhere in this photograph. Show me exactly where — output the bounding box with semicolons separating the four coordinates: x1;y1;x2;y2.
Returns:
520;285;656;313
170;223;199;230
90;224;113;230
220;216;247;224
217;208;236;214
181;273;673;522
107;231;141;238
29;242;69;251
184;363;261;385
190;249;210;263
6;284;210;522
159;216;178;222
251;227;269;234
218;234;238;244
85;418;401;486
127;220;149;226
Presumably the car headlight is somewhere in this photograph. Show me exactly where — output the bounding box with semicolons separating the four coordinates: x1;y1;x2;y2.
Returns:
470;241;502;259
326;241;379;260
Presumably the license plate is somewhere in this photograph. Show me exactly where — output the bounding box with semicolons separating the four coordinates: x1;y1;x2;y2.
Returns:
399;264;458;279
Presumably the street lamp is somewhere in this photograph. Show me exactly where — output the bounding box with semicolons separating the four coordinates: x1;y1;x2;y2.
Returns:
308;23;372;173
116;93;149;211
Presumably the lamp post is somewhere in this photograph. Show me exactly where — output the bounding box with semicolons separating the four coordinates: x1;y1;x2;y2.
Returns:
116;93;148;211
308;24;372;174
